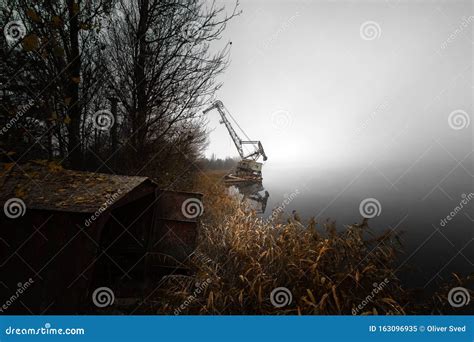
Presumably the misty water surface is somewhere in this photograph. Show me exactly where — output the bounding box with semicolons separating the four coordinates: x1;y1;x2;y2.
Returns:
243;158;474;288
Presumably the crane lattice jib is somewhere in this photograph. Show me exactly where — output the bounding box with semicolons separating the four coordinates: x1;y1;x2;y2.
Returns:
203;101;267;162
203;100;244;159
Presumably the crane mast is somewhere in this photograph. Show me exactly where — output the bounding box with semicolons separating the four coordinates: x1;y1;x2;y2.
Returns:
203;100;268;180
203;100;244;159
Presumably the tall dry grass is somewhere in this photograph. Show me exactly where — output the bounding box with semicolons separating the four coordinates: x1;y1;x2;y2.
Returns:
146;172;472;315
154;174;408;315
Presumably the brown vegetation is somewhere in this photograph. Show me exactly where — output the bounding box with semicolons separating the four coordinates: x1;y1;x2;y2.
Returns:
141;174;471;315
126;174;398;315
92;171;471;315
160;175;404;314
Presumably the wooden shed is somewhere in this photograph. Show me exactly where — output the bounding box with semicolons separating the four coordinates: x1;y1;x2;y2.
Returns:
0;162;202;314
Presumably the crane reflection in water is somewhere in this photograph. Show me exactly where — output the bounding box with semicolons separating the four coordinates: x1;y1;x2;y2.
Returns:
227;182;270;214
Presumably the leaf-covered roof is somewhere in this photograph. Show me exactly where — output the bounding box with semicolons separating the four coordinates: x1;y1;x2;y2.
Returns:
0;161;155;213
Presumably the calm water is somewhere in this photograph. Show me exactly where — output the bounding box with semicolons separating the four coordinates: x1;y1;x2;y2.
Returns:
235;163;473;288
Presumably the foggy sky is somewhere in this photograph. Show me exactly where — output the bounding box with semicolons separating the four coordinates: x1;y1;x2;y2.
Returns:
205;0;472;173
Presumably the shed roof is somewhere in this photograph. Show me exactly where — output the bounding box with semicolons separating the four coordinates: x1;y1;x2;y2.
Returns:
0;162;156;213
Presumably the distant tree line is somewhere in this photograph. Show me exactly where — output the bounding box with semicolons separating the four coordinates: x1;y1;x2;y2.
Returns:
0;0;239;187
198;154;238;170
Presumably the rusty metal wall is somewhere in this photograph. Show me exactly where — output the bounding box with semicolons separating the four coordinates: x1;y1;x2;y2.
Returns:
148;190;203;270
0;188;203;313
0;210;107;314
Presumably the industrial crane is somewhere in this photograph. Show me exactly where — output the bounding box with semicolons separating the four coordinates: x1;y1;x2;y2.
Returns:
203;100;268;180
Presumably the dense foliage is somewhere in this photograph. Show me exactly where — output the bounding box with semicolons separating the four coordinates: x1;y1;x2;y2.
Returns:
1;0;239;187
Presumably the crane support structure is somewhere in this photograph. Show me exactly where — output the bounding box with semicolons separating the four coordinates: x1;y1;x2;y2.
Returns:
203;100;268;180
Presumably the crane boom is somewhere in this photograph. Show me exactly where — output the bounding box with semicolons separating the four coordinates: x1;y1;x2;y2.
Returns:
203;100;267;161
203;100;244;159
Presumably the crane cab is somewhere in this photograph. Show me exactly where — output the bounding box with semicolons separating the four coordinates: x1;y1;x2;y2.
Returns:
235;159;263;179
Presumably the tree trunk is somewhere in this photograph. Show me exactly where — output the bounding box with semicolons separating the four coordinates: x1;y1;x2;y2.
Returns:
133;0;149;155
66;0;83;169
